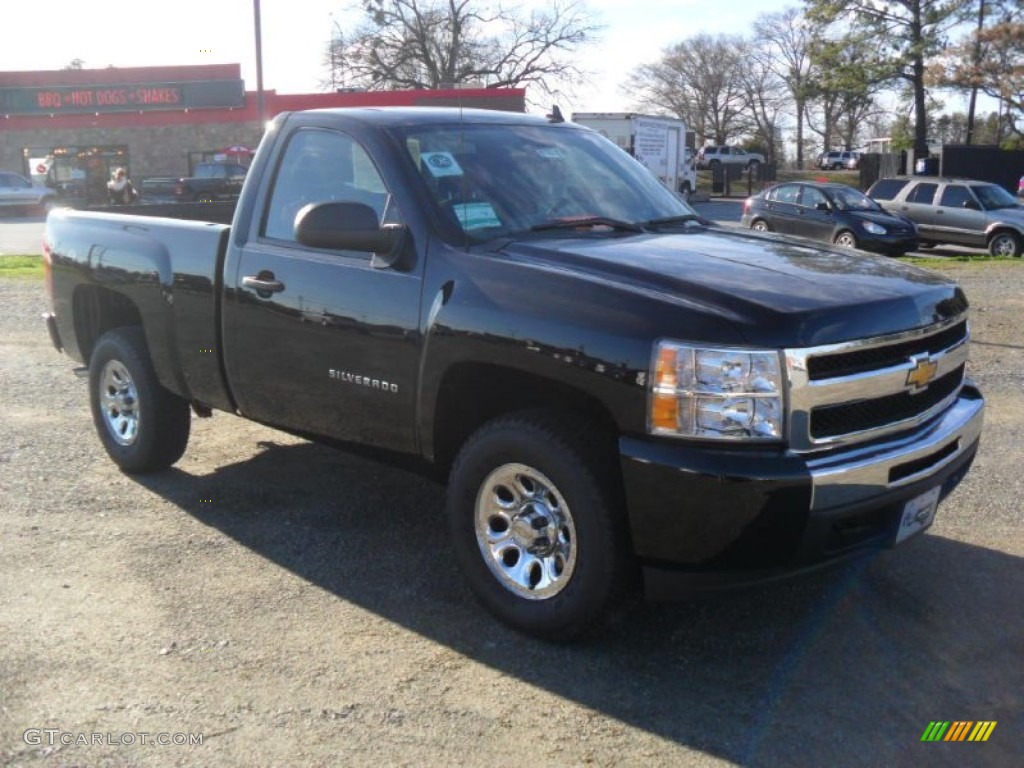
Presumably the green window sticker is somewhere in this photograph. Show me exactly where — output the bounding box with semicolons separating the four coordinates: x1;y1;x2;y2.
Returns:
453;202;501;230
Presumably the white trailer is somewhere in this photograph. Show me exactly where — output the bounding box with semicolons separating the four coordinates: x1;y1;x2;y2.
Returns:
572;112;697;199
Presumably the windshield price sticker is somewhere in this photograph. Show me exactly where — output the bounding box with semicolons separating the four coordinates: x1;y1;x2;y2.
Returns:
896;486;941;544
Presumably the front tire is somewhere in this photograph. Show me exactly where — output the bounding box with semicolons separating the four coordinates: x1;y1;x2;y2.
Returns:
988;230;1022;257
834;230;858;249
89;327;191;473
446;411;630;641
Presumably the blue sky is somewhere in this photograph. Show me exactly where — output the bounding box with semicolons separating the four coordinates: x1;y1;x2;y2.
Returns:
2;0;792;113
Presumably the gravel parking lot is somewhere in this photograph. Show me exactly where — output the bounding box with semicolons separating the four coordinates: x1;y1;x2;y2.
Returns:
1;258;1021;767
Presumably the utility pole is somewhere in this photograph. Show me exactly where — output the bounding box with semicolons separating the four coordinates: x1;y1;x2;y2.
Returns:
254;0;266;125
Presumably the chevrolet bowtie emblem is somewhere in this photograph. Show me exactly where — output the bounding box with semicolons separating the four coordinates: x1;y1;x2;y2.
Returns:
906;356;939;393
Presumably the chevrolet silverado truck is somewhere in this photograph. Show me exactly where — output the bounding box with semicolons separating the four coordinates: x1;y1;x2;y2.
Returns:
43;108;984;640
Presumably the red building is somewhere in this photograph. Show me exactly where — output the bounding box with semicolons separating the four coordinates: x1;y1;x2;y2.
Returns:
0;64;525;203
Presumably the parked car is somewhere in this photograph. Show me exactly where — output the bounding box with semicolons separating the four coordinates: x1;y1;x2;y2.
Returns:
0;171;57;215
741;181;918;256
695;145;764;169
867;175;1024;256
817;151;861;170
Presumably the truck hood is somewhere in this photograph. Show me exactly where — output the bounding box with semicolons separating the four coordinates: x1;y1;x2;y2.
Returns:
499;226;967;348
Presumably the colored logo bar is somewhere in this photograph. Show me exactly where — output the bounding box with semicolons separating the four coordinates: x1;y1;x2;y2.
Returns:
921;721;997;742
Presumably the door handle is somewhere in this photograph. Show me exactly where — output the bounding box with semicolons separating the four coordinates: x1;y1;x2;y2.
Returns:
242;274;285;295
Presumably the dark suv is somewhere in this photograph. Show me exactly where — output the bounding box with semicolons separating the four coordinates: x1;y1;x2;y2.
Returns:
867;176;1024;256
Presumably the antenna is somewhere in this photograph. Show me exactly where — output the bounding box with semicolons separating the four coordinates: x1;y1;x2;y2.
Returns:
547;105;564;124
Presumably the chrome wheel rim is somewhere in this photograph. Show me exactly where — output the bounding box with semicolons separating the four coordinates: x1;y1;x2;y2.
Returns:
99;360;139;446
474;463;577;600
752;221;768;232
991;234;1015;256
836;233;856;248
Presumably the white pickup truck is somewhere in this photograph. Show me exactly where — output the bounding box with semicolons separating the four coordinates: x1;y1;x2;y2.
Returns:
696;145;765;170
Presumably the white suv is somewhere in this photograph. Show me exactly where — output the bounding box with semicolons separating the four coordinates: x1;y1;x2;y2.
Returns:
696;146;765;170
818;151;860;170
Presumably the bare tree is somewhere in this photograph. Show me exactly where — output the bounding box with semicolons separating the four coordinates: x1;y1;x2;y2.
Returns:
741;41;789;164
754;7;815;167
626;35;748;145
323;0;600;98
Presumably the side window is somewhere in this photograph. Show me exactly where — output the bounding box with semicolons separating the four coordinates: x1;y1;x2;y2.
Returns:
869;179;909;201
906;183;938;204
800;187;827;209
939;185;971;208
771;184;800;204
263;128;392;242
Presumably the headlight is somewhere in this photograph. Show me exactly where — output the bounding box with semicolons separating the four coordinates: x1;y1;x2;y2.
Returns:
862;221;886;235
649;342;785;441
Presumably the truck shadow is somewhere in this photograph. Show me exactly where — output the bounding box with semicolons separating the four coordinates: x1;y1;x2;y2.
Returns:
136;438;1022;766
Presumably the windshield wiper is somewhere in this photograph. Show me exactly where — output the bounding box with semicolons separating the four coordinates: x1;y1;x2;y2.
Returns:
641;214;704;229
530;216;645;234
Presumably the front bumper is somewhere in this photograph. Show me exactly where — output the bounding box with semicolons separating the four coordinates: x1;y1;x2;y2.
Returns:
619;383;984;596
859;232;918;256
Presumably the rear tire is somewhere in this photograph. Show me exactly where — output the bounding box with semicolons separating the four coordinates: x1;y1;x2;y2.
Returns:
89;327;191;473
751;219;770;232
988;230;1022;257
446;411;631;641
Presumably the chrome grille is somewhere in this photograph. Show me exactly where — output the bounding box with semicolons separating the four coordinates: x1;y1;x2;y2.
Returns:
806;321;967;380
810;364;965;439
786;315;969;452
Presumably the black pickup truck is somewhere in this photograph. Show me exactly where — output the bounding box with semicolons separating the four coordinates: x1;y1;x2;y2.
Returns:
172;162;248;203
43;108;984;640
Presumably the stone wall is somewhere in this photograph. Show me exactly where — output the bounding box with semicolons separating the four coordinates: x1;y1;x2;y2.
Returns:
2;120;264;179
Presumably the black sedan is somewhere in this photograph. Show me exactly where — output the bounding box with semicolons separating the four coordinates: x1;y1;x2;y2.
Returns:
741;181;918;256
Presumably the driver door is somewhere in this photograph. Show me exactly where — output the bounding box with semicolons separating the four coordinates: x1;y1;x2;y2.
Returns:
222;127;423;454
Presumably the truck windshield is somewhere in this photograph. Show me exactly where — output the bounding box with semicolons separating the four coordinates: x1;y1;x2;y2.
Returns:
393;122;694;243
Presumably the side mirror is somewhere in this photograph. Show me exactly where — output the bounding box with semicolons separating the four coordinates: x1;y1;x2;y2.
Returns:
962;199;980;210
815;201;830;211
295;201;409;268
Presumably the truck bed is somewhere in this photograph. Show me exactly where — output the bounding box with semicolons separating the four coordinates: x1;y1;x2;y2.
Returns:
45;208;234;411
